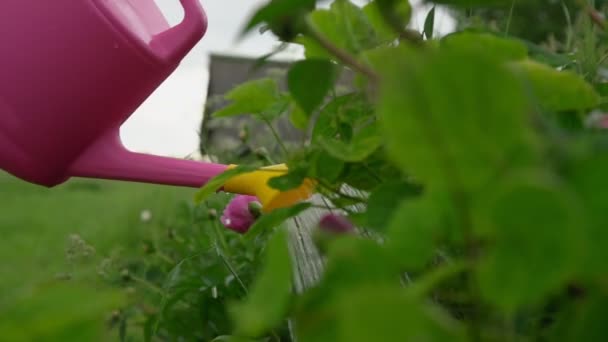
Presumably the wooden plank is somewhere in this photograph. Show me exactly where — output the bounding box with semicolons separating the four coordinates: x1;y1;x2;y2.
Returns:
287;194;330;293
287;187;367;293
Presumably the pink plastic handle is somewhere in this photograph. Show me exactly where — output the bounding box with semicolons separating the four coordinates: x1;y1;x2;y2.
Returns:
150;0;208;62
69;130;228;188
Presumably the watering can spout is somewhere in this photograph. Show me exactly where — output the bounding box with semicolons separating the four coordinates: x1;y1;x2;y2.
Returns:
68;131;315;211
69;131;228;188
223;165;316;213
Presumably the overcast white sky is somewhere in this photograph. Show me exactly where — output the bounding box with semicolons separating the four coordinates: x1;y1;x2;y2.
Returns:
120;0;455;157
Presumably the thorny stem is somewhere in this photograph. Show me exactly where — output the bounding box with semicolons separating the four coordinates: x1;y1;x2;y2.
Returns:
131;274;164;294
311;204;339;210
304;17;380;83
156;251;175;265
210;221;248;295
316;179;366;203
212;219;230;254
361;163;383;182
216;245;249;295
314;181;363;215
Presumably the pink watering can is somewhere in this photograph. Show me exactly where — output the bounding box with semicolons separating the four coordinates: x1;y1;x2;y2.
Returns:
0;0;312;211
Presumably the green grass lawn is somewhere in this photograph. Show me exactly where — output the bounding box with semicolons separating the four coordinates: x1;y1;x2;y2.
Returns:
0;171;196;339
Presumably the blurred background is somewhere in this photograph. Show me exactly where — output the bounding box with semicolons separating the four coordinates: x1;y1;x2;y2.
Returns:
120;0;454;158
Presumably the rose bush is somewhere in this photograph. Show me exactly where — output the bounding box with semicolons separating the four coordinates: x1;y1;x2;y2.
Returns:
194;0;608;341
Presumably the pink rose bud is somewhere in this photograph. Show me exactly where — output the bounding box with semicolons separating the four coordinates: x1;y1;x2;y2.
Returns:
318;214;355;234
221;195;261;234
585;110;608;129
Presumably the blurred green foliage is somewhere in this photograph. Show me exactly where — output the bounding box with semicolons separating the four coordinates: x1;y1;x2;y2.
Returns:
0;174;278;341
454;0;581;43
0;174;192;340
450;0;601;42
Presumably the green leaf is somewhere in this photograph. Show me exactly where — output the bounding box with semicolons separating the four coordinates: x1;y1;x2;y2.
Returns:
244;0;315;40
511;59;600;111
294;238;401;342
312;93;373;144
290;103;309;129
441;32;528;62
309;150;345;183
245;202;312;239
211;336;259;342
430;0;511;6
305;0;378;55
366;180;422;232
476;174;582;312
369;44;537;191
156;252;208;328
288;59;338;115
376;0;412;30
324;237;397;286
294;36;334;60
362;2;398;42
337;285;465;342
300;237;400;307
231;228;292;337
424;6;435;40
522;39;573;67
214;78;281;118
552;296;608;341
320;123;382;162
194;165;260;203
565;153;608;276
258;95;291;121
386;196;443;269
267;167;307;191
245;0;315;31
295;241;464;341
340;149;401;191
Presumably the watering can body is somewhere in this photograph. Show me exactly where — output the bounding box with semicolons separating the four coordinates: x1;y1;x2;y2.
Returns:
0;0;314;211
0;0;229;187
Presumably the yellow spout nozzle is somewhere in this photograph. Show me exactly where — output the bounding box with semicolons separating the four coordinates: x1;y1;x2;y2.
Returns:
223;164;315;213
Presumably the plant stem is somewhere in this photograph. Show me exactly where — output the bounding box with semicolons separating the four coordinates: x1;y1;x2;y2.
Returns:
407;261;469;298
361;163;383;182
131;274;163;294
262;117;289;157
505;0;516;36
304;18;380;83
216;246;249;295
156;251;175;265
209;221;248;294
317;180;366;203
212;220;230;254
